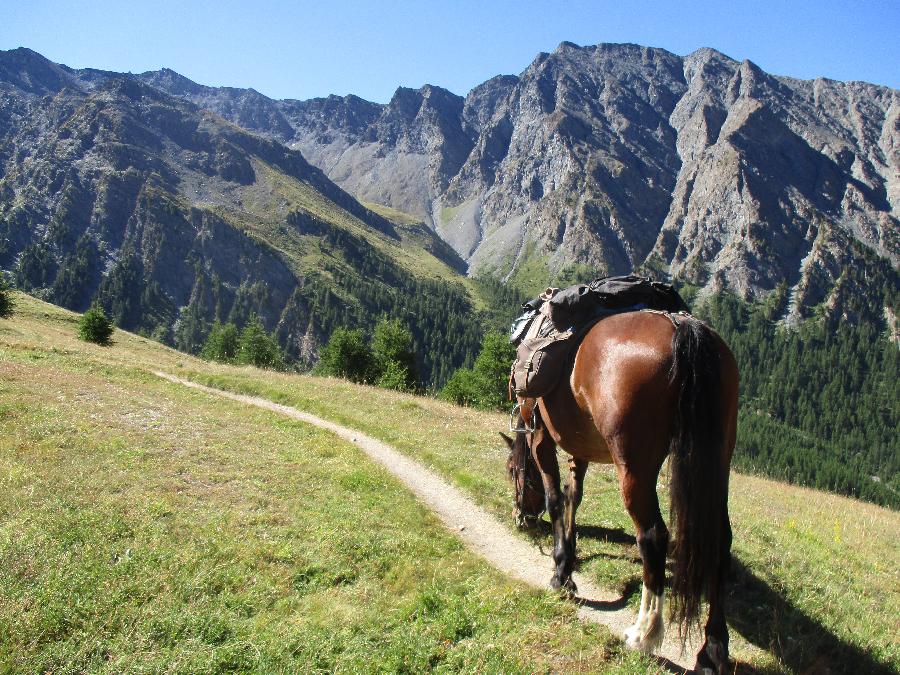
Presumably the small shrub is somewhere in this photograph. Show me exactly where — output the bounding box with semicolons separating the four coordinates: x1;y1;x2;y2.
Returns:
78;302;114;345
376;360;413;392
236;315;284;370
0;277;14;318
371;318;418;391
202;322;240;362
316;328;372;382
439;367;487;407
440;331;515;409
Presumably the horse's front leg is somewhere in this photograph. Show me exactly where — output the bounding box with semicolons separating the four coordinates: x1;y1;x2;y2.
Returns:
563;457;588;567
530;426;574;593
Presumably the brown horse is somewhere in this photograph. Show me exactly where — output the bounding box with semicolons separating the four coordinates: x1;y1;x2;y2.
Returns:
502;310;739;675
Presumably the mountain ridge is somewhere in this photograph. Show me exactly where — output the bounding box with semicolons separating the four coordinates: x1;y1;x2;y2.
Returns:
43;40;893;326
1;44;898;330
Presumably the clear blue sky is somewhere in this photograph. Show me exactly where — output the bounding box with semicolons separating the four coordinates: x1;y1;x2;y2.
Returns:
2;0;897;102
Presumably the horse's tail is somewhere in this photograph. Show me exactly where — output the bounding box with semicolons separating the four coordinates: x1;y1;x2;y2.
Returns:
668;317;729;641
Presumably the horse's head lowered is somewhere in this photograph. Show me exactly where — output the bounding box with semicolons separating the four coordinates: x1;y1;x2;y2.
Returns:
500;429;546;529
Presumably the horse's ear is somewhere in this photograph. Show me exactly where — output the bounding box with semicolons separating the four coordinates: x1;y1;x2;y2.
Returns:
499;432;514;450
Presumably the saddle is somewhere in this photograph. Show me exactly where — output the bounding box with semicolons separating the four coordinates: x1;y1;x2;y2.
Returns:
509;275;688;399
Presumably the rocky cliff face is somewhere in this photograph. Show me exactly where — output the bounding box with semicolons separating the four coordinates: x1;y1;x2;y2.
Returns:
127;41;897;324
0;62;309;346
283;85;473;227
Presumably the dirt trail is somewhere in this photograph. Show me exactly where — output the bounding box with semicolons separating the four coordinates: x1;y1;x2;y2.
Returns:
155;371;694;671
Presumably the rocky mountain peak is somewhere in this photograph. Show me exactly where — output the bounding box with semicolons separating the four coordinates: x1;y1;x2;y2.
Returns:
139;67;204;96
0;47;74;96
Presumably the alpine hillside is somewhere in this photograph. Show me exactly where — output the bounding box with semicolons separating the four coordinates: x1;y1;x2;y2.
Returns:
0;47;483;386
0;47;897;506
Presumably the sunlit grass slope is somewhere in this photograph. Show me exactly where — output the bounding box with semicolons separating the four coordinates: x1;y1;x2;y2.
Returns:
0;293;653;673
2;292;898;673
210;159;471;289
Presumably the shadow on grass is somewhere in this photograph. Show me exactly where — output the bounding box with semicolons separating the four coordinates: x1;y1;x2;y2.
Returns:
726;557;895;675
568;522;894;674
574;577;642;612
577;524;637;546
521;518;892;673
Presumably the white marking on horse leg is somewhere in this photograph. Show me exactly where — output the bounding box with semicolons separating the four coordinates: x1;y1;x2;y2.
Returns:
642;590;665;652
623;584;651;646
624;585;665;653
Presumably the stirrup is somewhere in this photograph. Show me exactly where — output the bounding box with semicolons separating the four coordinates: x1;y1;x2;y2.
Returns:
509;402;536;433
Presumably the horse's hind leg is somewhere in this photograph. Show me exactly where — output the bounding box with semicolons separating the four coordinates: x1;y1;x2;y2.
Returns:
620;469;669;653
696;506;733;675
564;457;588;563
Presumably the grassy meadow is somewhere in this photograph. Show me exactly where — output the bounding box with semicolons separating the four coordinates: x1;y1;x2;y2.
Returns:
1;292;898;673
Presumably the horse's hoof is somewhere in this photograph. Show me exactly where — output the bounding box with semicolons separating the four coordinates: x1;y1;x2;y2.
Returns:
624;629;662;654
623;625;650;652
623;623;640;645
550;576;577;597
695;636;729;675
517;515;540;530
623;613;664;653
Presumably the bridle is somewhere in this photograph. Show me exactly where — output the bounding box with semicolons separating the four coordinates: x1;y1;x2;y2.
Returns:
508;428;546;526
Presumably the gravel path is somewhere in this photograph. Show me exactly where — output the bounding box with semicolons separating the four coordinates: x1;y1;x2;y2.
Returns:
155;371;693;671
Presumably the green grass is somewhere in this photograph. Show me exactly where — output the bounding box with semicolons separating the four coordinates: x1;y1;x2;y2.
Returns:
360;201;423;227
503;242;554;297
439;202;469;226
173;371;900;670
500;245;605;298
2;292;898;673
0;294;656;673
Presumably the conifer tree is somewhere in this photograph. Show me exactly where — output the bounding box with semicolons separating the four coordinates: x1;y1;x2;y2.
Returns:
201;322;240;362
236;315;284;370
316;328;372;382
441;331;515;409
371;318;418;391
78;302;114;345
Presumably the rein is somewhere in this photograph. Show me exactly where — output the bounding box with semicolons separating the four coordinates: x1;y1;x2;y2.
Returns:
508;400;546;524
512;457;546;525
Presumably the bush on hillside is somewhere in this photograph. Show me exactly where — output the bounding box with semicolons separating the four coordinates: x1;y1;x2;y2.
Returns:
371;318;418;391
440;367;488;408
78;302;114;345
316;318;421;390
235;315;284;370
440;331;515;409
316;327;372;382
0;277;14;318
375;359;413;392
202;322;240;362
